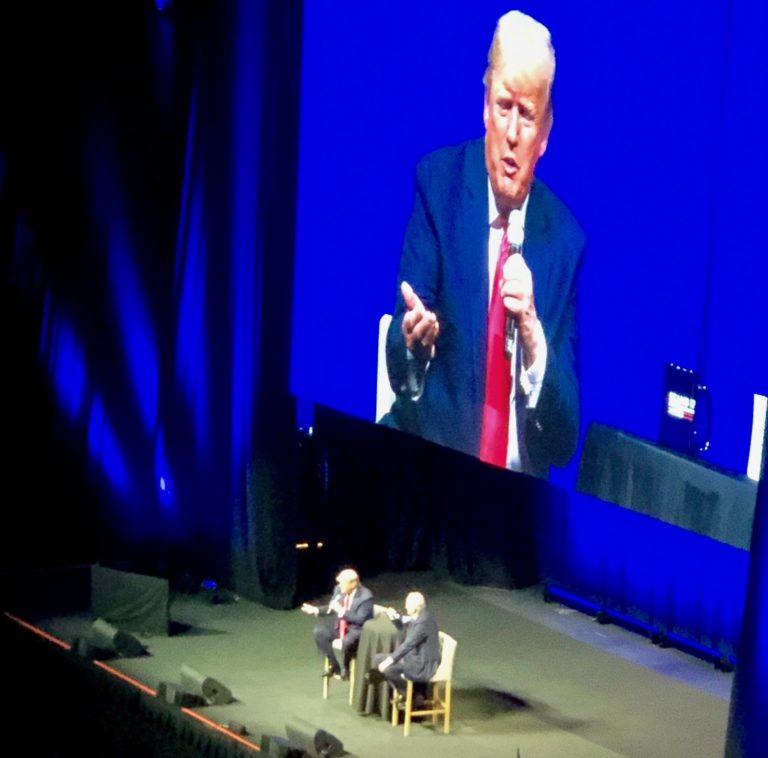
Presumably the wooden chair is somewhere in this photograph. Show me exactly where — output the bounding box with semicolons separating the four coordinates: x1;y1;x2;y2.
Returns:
391;630;457;736
323;604;387;704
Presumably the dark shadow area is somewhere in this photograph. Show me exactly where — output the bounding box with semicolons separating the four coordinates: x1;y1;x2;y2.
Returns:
458;686;530;718
457;687;592;736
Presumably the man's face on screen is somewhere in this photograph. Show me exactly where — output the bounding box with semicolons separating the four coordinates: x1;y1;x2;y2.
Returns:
484;63;551;216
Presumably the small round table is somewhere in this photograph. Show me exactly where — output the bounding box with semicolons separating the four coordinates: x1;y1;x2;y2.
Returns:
352;613;403;717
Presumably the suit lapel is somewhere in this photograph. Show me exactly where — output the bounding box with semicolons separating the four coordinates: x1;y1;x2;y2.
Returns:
458;140;490;400
523;179;553;327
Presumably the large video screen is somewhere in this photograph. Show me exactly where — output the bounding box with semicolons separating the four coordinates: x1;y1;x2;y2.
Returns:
290;1;767;481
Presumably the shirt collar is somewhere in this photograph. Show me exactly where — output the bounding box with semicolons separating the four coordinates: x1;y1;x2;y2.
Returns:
487;179;530;239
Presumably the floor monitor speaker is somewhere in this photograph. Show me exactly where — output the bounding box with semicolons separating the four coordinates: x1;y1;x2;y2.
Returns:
90;618;147;657
180;663;233;705
284;718;344;758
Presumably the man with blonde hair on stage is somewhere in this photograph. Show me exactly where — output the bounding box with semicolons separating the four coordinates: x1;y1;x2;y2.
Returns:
301;567;374;680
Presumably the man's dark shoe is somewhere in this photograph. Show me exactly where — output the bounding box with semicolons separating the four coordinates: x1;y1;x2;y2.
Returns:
339;669;350;681
365;669;385;685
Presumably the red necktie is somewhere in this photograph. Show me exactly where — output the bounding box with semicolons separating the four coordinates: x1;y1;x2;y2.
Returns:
479;227;512;467
338;593;351;639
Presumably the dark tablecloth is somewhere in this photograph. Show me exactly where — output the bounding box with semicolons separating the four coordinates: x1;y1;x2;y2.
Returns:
352;614;403;717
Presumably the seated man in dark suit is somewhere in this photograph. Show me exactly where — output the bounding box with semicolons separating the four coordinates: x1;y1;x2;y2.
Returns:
371;591;440;705
301;567;374;679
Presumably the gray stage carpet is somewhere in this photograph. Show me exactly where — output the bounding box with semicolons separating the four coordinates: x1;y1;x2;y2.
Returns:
34;571;732;758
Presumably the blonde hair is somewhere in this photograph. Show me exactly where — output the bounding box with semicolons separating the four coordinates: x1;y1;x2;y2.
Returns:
336;568;359;584
483;10;556;106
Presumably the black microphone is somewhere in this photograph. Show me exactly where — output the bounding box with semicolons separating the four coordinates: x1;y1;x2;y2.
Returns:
504;220;525;359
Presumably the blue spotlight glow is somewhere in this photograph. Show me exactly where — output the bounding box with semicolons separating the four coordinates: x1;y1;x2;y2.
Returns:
108;226;160;435
40;293;88;422
174;162;210;457
87;393;131;497
153;427;176;512
174;88;211;459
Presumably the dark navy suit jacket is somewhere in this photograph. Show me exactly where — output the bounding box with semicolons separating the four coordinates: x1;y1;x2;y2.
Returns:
321;584;374;638
390;608;441;683
383;138;585;478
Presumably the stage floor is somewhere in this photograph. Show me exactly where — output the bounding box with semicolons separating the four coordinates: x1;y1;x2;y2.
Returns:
30;570;732;757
